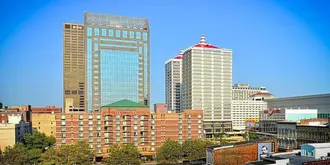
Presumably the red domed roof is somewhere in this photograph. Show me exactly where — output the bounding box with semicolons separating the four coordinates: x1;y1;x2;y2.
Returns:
193;34;219;49
174;55;182;59
194;43;219;49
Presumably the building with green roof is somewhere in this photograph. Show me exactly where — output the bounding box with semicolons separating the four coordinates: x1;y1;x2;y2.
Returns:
102;99;148;108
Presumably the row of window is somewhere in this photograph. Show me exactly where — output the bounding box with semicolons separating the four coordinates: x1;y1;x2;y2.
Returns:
87;27;148;41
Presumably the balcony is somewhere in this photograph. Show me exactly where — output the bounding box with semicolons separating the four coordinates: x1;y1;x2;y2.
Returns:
104;121;113;126
123;115;131;121
104;116;113;121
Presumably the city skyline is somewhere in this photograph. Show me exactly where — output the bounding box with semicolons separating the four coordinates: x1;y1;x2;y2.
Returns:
1;0;330;108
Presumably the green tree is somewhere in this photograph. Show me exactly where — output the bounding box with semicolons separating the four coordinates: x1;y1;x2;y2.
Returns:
182;139;215;161
26;148;42;165
156;140;183;164
23;132;56;151
57;140;94;165
39;147;60;165
0;143;27;165
105;143;140;165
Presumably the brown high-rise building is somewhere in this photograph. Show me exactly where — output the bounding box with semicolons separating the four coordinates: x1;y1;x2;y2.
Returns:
63;23;85;113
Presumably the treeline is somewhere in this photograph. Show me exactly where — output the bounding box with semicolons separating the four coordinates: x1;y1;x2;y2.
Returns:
0;132;215;165
156;139;215;164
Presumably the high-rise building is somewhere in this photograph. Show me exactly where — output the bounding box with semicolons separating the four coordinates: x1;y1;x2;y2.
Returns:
84;12;150;112
182;35;232;136
165;50;183;113
232;90;275;130
63;23;85;113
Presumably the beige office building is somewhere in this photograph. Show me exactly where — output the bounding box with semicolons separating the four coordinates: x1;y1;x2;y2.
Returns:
232;84;267;100
63;23;86;113
182;35;232;137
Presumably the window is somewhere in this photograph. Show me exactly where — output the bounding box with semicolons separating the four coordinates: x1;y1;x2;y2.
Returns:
116;30;121;37
87;27;92;36
123;31;128;38
136;32;141;39
102;28;106;36
143;32;148;41
109;29;114;37
130;31;134;38
94;28;99;36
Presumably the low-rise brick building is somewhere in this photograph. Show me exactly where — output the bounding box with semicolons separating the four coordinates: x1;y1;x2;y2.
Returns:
206;139;278;165
55;99;203;158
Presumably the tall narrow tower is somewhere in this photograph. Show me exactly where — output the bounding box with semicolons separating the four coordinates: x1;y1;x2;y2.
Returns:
84;12;150;112
165;50;183;113
63;23;85;112
182;35;232;136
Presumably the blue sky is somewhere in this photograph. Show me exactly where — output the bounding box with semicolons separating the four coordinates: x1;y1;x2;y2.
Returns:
0;0;329;107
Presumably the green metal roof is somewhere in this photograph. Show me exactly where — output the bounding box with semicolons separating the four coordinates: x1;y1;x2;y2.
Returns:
102;99;148;108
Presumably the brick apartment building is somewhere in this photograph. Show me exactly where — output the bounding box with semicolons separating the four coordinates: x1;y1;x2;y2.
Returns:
55;99;203;157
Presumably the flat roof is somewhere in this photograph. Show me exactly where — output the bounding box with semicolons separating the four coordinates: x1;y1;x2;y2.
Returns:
267;93;330;102
302;143;330;148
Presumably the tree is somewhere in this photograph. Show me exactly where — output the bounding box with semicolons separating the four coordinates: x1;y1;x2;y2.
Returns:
182;139;215;161
26;148;42;165
39;147;60;165
23;132;56;151
57;140;94;165
39;140;93;165
0;143;27;165
156;140;183;164
105;143;140;165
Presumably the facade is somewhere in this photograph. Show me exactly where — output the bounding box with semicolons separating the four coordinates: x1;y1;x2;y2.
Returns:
63;23;85;113
260;108;319;134
267;94;330;118
32;113;56;136
182;35;232;136
232;84;267;100
154;104;167;114
277;121;330;150
55;99;203;157
31;106;62;113
85;12;150;112
232;90;274;130
0;106;32;129
0;113;31;149
165;50;183;113
206;140;278;165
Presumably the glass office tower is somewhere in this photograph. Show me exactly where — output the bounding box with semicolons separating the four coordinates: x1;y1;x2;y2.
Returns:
84;12;150;112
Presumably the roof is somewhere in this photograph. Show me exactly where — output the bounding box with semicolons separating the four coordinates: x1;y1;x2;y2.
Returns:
302;143;330;149
250;92;274;97
174;55;182;59
84;12;149;29
193;35;219;49
102;99;148;108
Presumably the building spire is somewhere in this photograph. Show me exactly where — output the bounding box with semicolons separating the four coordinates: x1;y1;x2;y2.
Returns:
200;34;206;44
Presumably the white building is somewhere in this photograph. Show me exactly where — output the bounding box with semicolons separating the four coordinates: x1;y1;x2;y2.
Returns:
182;35;232;136
165;50;183;113
232;90;275;130
232;84;267;100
